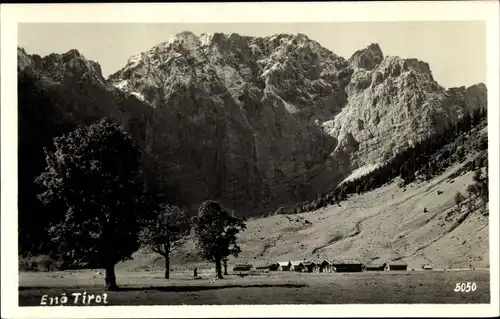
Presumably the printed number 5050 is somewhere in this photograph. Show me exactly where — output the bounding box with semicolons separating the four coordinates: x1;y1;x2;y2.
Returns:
454;282;477;292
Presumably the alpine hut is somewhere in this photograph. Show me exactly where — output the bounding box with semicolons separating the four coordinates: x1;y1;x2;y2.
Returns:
269;263;280;271
300;261;319;273
331;259;364;272
385;261;408;271
232;264;253;272
319;259;334;273
365;262;387;271
290;261;305;272
276;261;292;271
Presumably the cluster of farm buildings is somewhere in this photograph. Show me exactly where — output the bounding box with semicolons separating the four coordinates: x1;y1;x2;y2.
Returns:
234;259;419;273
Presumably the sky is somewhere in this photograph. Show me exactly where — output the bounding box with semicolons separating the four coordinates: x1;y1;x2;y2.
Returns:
18;22;486;88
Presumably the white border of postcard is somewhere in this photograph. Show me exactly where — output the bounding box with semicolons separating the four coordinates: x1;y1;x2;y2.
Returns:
1;1;499;318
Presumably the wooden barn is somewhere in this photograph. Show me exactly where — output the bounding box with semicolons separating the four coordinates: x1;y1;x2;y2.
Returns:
290;261;305;272
319;259;334;273
331;259;364;272
365;263;387;271
268;263;280;271
233;264;253;272
256;265;273;270
276;261;292;271
300;261;319;273
385;262;408;271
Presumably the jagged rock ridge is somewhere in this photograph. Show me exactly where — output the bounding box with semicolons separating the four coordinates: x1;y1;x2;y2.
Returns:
323;43;487;170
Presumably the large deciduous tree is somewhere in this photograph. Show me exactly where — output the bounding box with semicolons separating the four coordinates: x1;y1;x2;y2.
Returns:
138;202;190;279
194;200;246;279
36;118;145;290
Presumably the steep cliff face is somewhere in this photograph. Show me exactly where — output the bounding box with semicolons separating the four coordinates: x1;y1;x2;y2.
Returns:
322;43;487;171
18;32;487;221
108;32;354;212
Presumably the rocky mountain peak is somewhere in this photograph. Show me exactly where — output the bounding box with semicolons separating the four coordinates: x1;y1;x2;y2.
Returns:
349;43;384;70
19;48;109;98
466;82;487;95
62;48;82;59
18;47;33;72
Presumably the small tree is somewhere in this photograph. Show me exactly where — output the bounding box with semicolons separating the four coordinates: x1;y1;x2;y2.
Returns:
454;191;465;206
40;256;55;272
36;118;145;290
194;200;246;279
453;191;465;214
138;203;190;279
467;168;488;202
473;167;489;213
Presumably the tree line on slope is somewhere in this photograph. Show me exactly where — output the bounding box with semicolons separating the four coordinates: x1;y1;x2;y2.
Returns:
33;118;246;290
453;161;489;217
273;106;488;216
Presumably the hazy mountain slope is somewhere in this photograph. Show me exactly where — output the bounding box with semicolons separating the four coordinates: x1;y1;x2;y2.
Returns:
232;158;488;270
120;127;489;271
117;122;489;271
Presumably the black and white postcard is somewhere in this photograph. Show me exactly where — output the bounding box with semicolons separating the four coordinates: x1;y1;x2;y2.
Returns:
1;2;499;318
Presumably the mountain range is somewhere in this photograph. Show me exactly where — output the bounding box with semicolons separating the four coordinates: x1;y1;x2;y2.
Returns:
17;32;487;251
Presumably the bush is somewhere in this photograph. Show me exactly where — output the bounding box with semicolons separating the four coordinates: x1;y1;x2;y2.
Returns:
454;192;465;205
39;256;55;272
30;261;38;271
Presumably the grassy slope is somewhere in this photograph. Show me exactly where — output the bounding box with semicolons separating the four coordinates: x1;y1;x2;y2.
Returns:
120;127;489;272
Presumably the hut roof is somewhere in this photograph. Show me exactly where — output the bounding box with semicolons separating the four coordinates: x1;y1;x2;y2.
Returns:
365;263;387;268
277;261;290;266
331;259;363;265
300;261;317;267
320;259;332;265
388;261;407;266
256;264;274;269
290;261;303;266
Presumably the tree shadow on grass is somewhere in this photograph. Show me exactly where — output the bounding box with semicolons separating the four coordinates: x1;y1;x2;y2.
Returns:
116;283;308;292
19;283;308;292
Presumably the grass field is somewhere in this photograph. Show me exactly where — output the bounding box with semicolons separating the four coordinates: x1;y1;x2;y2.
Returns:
19;269;489;306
